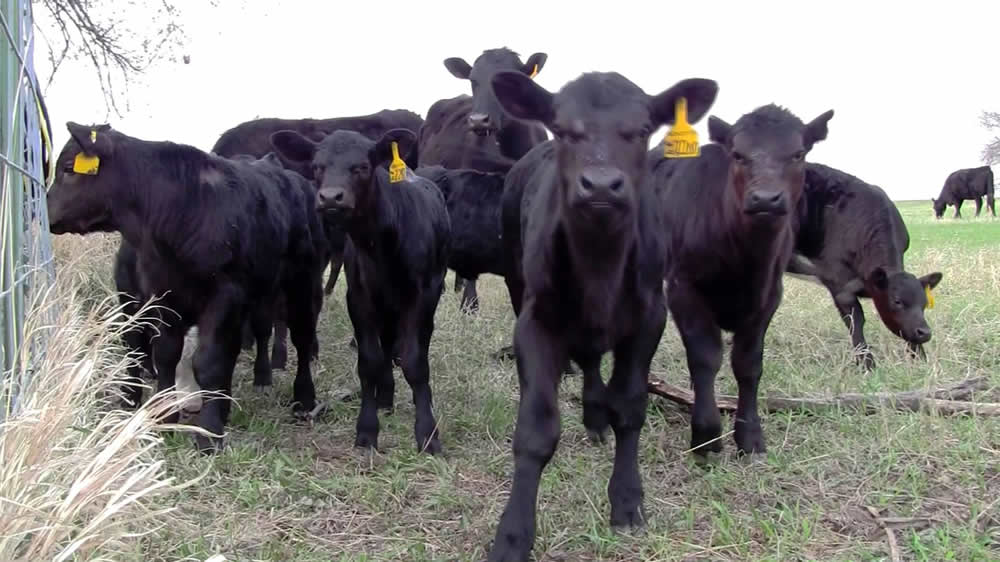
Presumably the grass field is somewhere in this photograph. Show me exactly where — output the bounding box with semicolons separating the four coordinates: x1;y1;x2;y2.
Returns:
53;200;1000;561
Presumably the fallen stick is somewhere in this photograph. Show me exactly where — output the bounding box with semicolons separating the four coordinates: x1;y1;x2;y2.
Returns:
866;506;902;562
647;376;1000;416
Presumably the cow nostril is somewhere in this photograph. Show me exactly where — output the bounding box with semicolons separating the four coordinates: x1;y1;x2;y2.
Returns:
608;177;623;192
332;191;344;203
579;175;594;192
915;327;930;339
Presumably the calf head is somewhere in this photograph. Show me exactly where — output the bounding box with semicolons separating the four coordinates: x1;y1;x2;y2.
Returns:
491;71;717;238
48;122;122;235
709;105;834;225
444;48;547;137
931;197;947;219
868;268;943;344
271;128;417;223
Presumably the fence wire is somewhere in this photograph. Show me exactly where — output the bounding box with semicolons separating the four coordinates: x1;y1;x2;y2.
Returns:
1;0;57;422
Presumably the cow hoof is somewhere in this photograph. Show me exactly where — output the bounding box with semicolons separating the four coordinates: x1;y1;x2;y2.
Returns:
253;384;274;395
417;435;442;455
293;401;327;421
690;433;724;457
354;432;378;450
734;421;766;456
857;353;876;371
610;506;647;534
562;361;579;375
194;434;224;455
586;428;608;445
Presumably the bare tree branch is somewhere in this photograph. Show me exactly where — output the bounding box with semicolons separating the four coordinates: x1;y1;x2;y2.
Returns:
979;110;1000;166
32;0;222;117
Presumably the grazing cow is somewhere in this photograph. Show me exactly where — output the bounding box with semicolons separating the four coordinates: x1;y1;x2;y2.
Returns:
790;162;943;368
228;153;328;374
418;48;549;310
48;123;322;453
655;104;834;458
271;127;450;455
932;165;995;218
413;165;506;307
485;70;719;561
212;110;420;298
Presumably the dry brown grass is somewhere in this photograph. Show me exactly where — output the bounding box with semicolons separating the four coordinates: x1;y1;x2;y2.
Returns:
0;251;211;561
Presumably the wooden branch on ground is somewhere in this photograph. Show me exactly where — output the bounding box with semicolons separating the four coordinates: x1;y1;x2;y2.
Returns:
866;506;902;562
647;375;1000;416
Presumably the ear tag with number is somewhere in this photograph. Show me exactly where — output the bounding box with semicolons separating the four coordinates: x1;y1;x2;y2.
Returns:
388;141;406;183
663;97;700;159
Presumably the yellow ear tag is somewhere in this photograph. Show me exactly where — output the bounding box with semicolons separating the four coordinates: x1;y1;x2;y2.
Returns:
529;64;539;79
924;285;935;310
663;97;700;159
388;141;406;184
73;152;100;175
89;129;97;144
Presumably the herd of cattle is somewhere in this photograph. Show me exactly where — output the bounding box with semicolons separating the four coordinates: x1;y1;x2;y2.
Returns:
46;47;988;560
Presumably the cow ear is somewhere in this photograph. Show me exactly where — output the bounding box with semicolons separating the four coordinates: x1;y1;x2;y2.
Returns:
491;71;554;126
370;128;418;168
803;109;834;150
708;116;731;144
869;267;889;291
261;152;283;168
649;78;719;127
444;57;472;80
522;52;547;76
919;272;943;290
270;130;317;163
67;122;113;157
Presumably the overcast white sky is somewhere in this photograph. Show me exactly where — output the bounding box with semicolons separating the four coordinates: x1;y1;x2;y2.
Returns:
34;0;999;201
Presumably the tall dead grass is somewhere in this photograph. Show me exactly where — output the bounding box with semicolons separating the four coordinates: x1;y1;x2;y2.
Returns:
0;261;208;561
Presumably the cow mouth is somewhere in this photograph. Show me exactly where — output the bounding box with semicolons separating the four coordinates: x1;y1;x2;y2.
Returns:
471;127;497;137
743;206;789;217
50;214;114;235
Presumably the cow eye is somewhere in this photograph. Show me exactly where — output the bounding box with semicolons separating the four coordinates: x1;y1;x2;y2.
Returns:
792;150;806;162
732;151;748;164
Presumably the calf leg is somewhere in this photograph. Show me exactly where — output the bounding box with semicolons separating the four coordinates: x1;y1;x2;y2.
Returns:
730;327;768;455
670;283;724;455
606;305;666;530
578;354;609;445
240;320;254;351
192;285;245;454
324;255;343;296
833;282;874;370
270;294;288;370
454;275;465;294
249;296;275;387
975;197;983;217
396;298;441;454
346;289;389;449
488;304;566;562
375;322;397;411
988;191;996;217
283;275;319;417
150;323;186;425
459;278;480;314
954;199;963;218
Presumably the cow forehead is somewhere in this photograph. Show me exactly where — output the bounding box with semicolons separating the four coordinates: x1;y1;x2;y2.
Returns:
555;75;649;123
732;128;804;154
316;131;372;163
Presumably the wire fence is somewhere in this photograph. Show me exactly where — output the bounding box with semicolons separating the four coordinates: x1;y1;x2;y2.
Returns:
0;0;57;423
